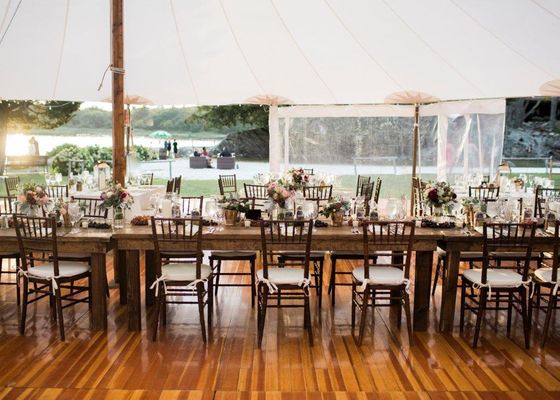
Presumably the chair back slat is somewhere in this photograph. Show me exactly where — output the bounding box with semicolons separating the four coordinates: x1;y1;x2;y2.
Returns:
181;196;204;215
46;185;69;199
139;173;154;185
0;196;16;215
373;177;382;204
303;185;332;209
362;221;415;280
469;185;500;202
244;184;269;209
260;220;313;280
412;177;425;216
151;216;204;278
356;175;370;197
14;215;60;275
71;197;108;218
173;176;182;194
534;186;560;217
303;168;314;175
481;222;535;283
4;176;20;196
218;174;237;195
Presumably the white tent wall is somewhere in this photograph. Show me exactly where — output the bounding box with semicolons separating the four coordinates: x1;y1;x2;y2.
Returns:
272;99;505;193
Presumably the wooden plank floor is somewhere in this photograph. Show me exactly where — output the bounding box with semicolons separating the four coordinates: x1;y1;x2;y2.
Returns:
1;253;560;399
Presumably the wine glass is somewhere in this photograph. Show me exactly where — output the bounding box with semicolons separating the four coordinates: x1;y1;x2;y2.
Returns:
486;201;499;220
215;206;225;231
384;198;400;220
67;202;83;234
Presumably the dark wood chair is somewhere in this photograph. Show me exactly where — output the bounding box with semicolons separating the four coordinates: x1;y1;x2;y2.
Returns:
533;186;560;218
165;179;174;193
4;176;20;196
257;219;314;348
173;176;182;194
529;221;560;348
15;215;91;341
0;195;20;303
244;184;269;209
460;222;535;348
181;196;204;216
328;178;382;305
355;175;370;197
303;168;314;175
352;221;415;346
412;177;426;217
150;216;213;342
46;185;69;199
218;174;237;196
469;185;500;202
303;185;332;210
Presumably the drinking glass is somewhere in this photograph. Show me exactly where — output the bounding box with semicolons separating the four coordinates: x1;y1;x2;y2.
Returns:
67;203;83;234
384;198;400;220
486;201;499;220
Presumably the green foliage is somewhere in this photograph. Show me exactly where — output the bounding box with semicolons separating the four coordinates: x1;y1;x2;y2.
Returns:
134;145;157;161
188;105;269;130
48;144;112;175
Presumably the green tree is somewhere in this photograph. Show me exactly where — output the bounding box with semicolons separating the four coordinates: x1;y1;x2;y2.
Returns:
0;100;81;174
188;104;269;130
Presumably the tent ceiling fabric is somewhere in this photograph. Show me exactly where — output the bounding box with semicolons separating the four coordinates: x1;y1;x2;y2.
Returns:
0;0;558;105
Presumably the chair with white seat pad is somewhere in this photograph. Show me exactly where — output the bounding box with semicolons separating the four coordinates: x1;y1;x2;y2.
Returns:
257;219;314;348
14;215;91;341
150;216;213;343
351;220;415;346
460;222;535;349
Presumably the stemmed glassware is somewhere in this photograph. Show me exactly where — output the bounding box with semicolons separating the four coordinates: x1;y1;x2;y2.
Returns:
67;202;84;234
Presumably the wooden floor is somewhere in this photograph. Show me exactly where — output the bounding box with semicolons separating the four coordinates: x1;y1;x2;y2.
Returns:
1;253;560;400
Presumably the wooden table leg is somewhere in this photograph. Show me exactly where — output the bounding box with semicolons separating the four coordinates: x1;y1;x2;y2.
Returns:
117;250;127;305
91;252;108;331
126;249;141;331
440;250;460;332
413;251;433;331
145;250;156;307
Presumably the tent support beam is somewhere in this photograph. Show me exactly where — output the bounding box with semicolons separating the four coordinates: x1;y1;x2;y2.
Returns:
112;0;125;185
410;104;420;215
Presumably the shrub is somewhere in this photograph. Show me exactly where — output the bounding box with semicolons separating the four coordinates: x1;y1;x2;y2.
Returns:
48;144;113;175
134;145;157;161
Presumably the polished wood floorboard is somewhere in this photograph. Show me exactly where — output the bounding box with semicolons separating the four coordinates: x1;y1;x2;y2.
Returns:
1;253;560;399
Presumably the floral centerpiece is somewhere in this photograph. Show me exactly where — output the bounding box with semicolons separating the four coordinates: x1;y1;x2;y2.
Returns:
15;183;51;216
219;197;250;226
320;197;351;226
267;182;295;208
283;167;309;191
99;183;133;228
423;181;457;218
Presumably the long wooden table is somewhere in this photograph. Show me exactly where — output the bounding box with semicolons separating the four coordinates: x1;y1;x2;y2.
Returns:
113;225;442;332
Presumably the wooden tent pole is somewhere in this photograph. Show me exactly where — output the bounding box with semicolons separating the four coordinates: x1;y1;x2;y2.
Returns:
410;104;420;215
111;0;125;185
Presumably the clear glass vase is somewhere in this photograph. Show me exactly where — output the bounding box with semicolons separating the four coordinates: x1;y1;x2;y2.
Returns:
113;206;125;229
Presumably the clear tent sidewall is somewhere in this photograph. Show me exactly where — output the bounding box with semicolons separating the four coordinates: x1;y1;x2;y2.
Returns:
269;99;506;185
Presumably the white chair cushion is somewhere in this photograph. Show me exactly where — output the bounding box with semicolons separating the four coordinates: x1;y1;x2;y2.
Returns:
28;261;90;279
462;268;524;288
256;267;305;285
533;267;557;284
161;263;211;282
352;266;405;286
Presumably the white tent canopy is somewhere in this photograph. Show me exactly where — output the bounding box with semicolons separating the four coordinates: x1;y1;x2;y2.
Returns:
1;0;559;105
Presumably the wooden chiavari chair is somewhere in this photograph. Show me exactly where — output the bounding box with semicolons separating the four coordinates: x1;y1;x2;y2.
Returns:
303;168;314;175
150;216;213;342
165;179;174;193
0;195;20;303
529;221;560;347
412;177;425;217
4;176;20;196
352;221;415;346
244;184;269;209
303;185;332;210
46;185;69;199
355;175;370;197
180;196;203;216
533;186;560;218
469;185;500;202
173;176;182;194
460;222;535;348
257;219;314;348
15;215;91;341
139;173;154;185
218;174;237;196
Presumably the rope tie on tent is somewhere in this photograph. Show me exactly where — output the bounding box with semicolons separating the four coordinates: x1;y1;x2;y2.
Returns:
97;64;126;91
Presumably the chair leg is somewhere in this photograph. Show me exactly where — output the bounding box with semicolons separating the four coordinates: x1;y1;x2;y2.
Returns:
432;257;442;296
19;278;29;336
459;280;467;334
329;258;337;306
304;292;313;346
357;286;370;346
351;281;356;332
250;258;256;308
152;285;162;341
473;288;488;348
55;287;65;341
15;257;21;306
541;290;556;348
519;287;530;349
207;278;213;342
257;283;268;349
403;290;414;345
506;291;513;337
197;281;207;343
318;259;324;309
214;260;221;298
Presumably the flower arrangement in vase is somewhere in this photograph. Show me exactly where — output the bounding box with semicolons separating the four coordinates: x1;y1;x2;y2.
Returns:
15;183;51;216
283;167;309;191
219;197;250;226
423;181;457;219
99;183;134;228
320;196;351;226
